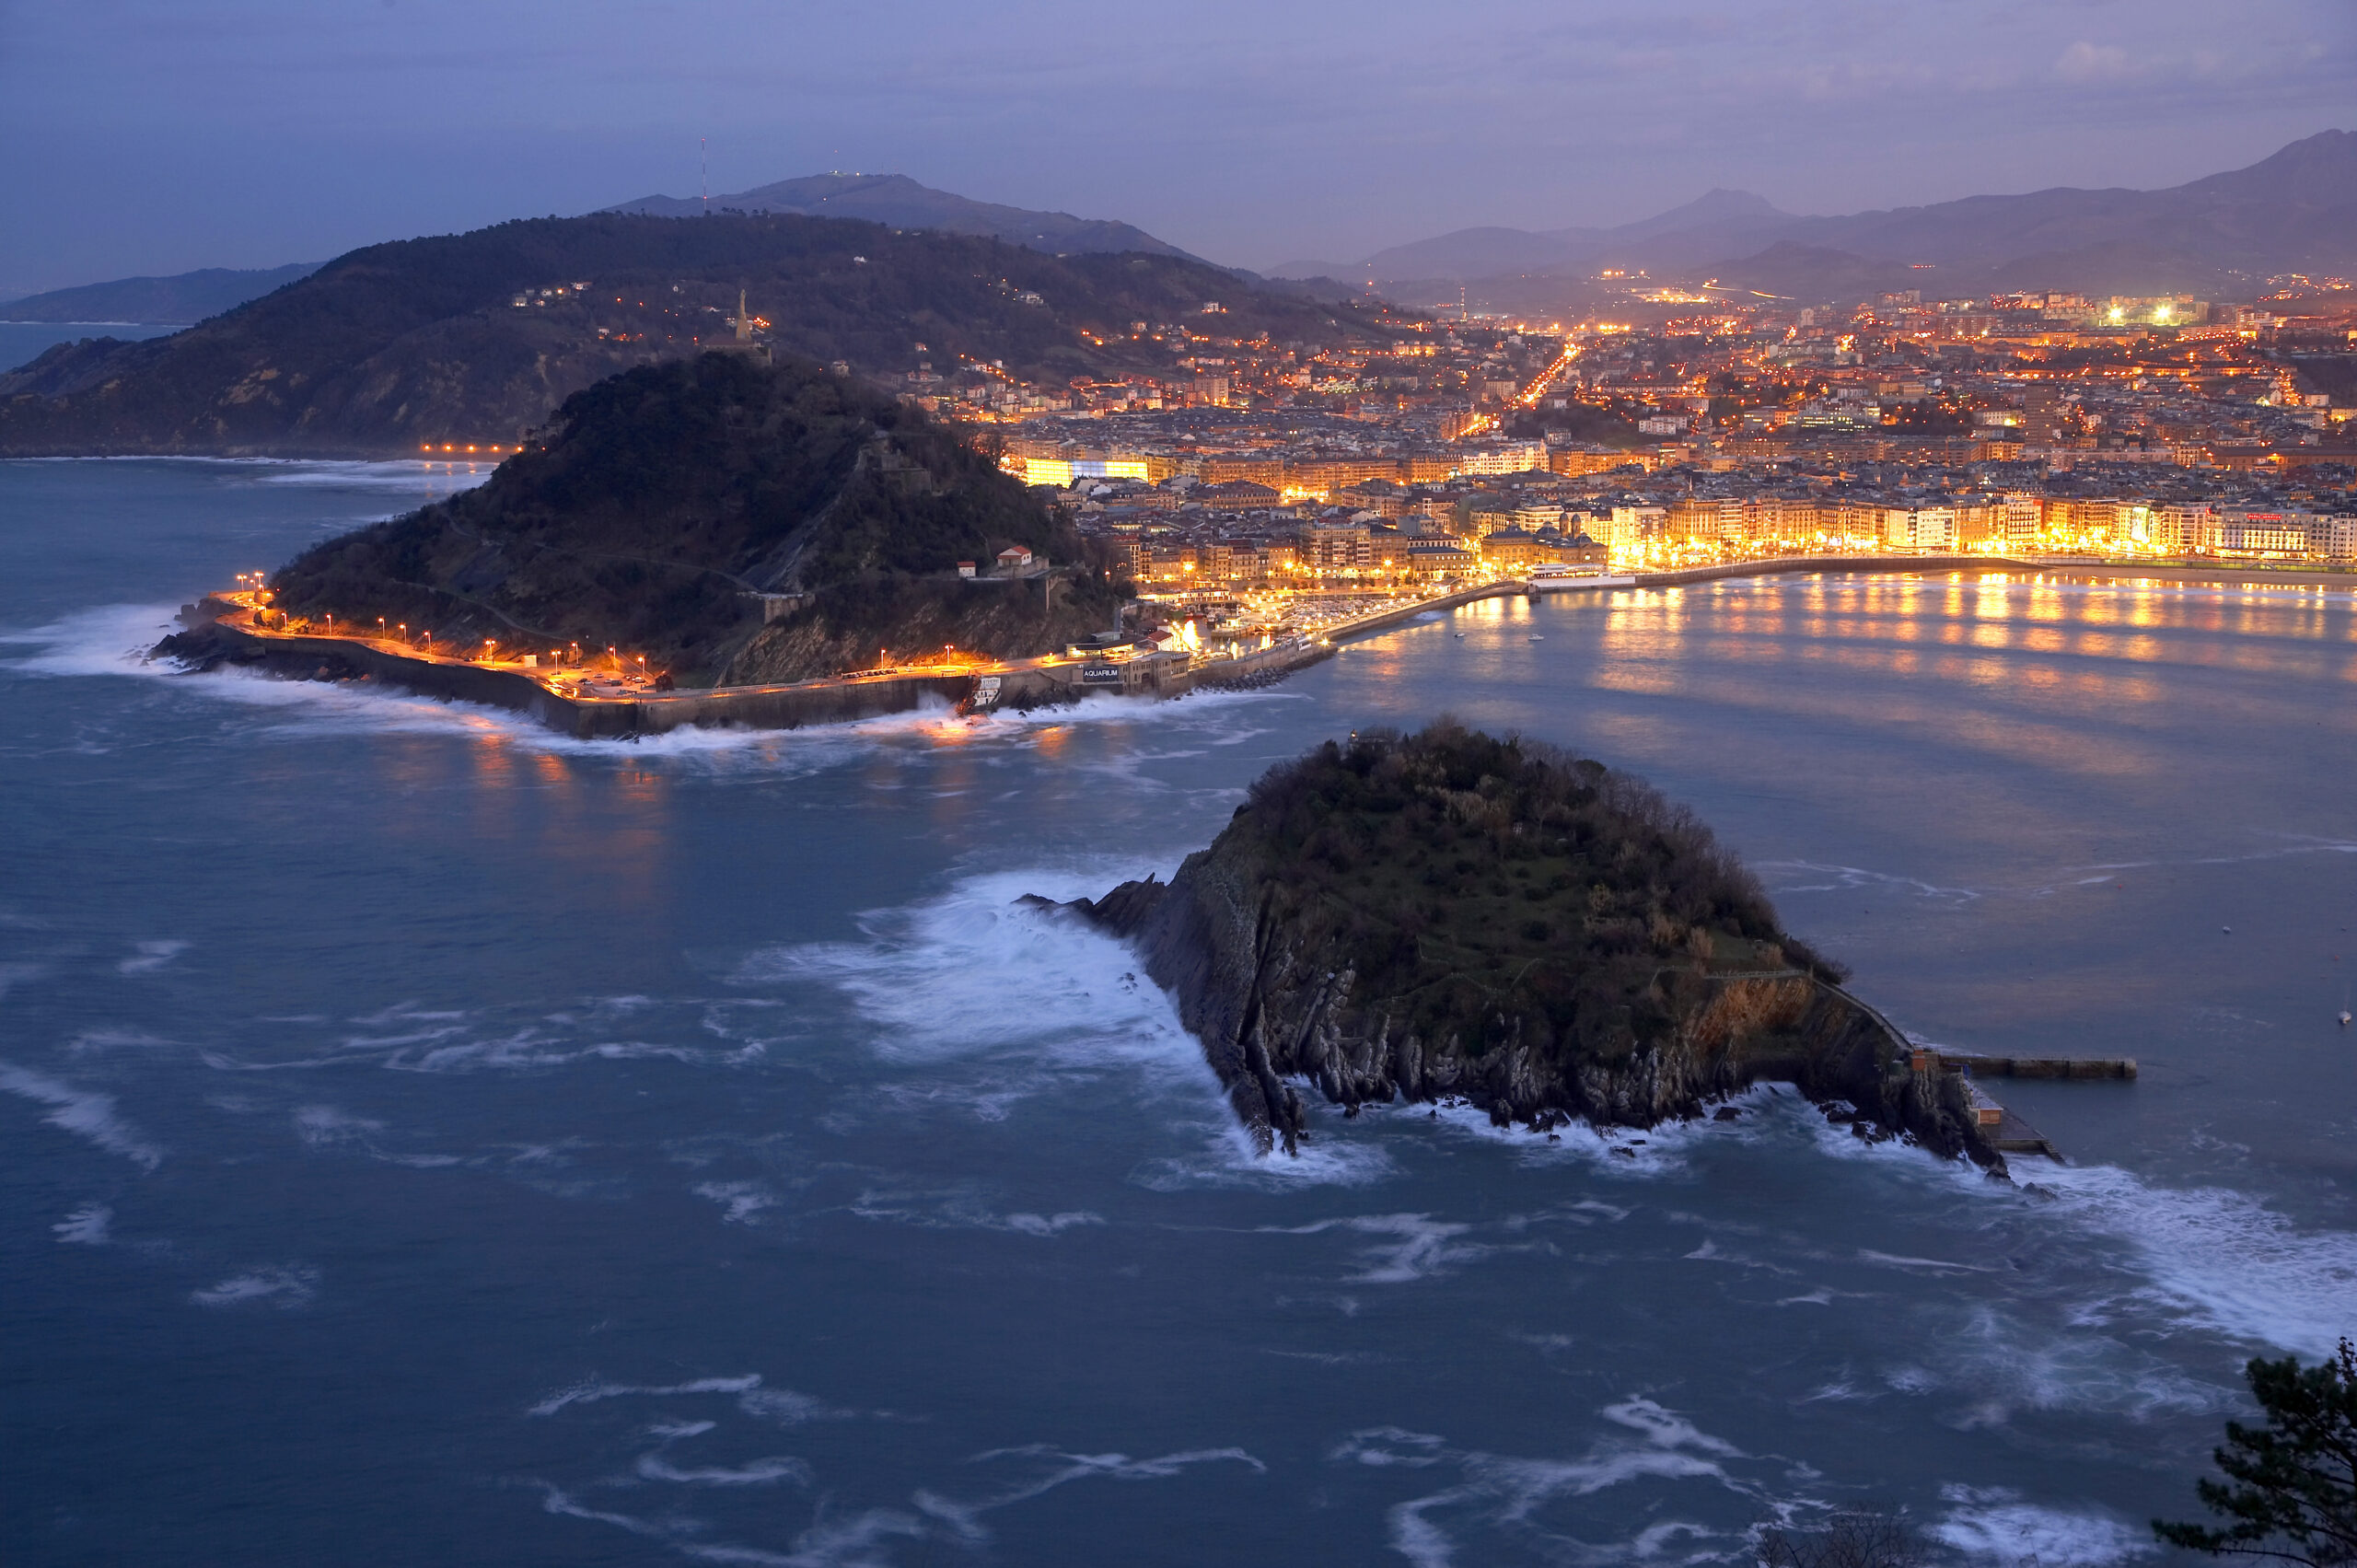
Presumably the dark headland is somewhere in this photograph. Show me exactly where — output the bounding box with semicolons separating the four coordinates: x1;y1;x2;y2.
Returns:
1051;723;2012;1172
159;351;1131;689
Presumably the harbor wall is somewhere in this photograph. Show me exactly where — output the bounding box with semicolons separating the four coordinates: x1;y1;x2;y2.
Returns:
198;619;981;738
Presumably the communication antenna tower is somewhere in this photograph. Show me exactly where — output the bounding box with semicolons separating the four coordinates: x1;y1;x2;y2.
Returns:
701;138;708;215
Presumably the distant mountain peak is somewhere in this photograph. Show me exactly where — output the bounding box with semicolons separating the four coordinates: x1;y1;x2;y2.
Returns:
2172;127;2357;203
1686;188;1785;217
601;174;1193;261
1595;188;1794;245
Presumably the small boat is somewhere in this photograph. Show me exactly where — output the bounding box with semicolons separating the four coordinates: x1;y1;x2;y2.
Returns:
1527;634;1545;642
2341;1010;2352;1028
1453;633;1467;639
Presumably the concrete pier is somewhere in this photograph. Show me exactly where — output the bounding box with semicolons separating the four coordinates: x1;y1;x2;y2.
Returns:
1937;1053;2137;1080
1907;1047;2133;1161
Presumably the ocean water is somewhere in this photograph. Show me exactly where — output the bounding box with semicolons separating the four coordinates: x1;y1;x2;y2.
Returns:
3;459;2352;1567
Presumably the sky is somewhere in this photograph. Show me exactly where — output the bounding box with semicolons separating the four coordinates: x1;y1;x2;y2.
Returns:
0;0;2351;296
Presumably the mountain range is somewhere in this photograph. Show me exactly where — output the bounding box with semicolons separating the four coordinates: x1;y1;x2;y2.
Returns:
1;263;321;324
4;176;1202;348
1274;130;2357;302
603;172;1195;261
0;213;1380;459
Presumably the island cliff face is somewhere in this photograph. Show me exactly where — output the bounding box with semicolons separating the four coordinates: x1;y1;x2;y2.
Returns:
1063;725;2003;1172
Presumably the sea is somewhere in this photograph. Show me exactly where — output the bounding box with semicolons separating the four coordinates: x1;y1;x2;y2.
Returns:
3;458;2352;1568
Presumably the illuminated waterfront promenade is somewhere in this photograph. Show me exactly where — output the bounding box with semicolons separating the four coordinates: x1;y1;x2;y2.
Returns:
190;550;2356;738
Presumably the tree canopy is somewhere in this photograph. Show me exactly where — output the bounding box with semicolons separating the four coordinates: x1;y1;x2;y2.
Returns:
2155;1338;2357;1566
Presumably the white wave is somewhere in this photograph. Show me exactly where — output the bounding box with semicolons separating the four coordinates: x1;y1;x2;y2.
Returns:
2;602;185;678
0;1061;163;1169
1932;1485;2155;1566
117;939;189;975
845;1183;1103;1237
201;1017;767;1075
737;1388;844;1426
1335;1402;1753;1568
5;599;1289;772
1000;1210;1101;1237
192;1264;319;1308
1908;1304;2228;1430
1128;1121;1400;1191
293;1104;386;1147
914;1445;1266;1541
52;1202;112;1245
1598;1397;1745;1458
1386;1080;1788;1179
740;864;1189;1066
1261;1213;1483;1284
528;1373;765;1417
693;1181;778;1225
6;454;483;487
1855;1248;2000;1275
245;459;492;494
2027;1161;2357;1360
752;864;1411;1189
538;1481;923;1566
66;1028;174;1056
636;1452;813;1488
1755;858;1982;904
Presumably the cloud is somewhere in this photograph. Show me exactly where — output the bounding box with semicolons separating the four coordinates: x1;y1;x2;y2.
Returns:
2055;41;2134;82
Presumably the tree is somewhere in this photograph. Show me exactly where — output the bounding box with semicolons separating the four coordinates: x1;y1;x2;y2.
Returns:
2155;1338;2357;1566
1757;1510;1928;1568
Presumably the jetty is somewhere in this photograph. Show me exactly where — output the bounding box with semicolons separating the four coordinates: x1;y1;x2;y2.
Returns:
1908;1047;2136;1161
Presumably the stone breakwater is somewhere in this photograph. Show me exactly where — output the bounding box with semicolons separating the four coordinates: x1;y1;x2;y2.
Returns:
1053;853;2009;1175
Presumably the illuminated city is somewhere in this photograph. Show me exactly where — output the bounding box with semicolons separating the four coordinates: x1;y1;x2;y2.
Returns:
865;282;2357;648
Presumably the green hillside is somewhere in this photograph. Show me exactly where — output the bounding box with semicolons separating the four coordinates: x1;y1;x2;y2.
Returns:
0;212;1386;457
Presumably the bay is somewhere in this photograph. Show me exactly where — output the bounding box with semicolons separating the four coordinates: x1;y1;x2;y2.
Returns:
3;459;2352;1567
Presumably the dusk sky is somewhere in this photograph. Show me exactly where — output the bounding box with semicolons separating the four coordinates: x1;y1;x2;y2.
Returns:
2;0;2350;296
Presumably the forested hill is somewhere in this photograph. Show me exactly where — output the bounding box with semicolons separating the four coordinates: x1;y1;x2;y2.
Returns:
0;213;1385;459
261;351;1124;687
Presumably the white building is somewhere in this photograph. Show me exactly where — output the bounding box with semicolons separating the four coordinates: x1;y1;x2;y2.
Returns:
1883;506;1958;550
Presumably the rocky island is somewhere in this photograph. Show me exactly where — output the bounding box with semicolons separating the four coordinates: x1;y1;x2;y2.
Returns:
1058;723;2007;1171
161;350;1131;691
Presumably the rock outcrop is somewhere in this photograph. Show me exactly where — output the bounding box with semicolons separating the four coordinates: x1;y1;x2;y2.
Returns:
1054;724;2003;1173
